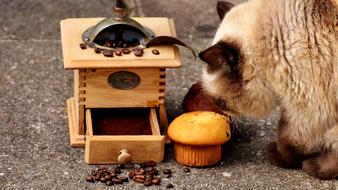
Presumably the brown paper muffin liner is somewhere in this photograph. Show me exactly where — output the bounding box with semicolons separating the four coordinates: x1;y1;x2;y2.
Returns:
174;142;221;166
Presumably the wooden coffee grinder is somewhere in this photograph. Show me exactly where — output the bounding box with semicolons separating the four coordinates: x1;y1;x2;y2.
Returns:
60;0;183;164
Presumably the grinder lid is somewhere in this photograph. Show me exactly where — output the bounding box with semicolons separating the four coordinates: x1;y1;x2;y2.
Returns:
82;0;155;50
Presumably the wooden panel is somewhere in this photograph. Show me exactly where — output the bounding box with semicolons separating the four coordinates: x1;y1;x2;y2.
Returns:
73;70;79;130
60;17;182;69
84;68;161;108
84;108;165;164
85;136;164;164
85;109;93;136
76;69;86;135
67;98;85;147
149;109;160;135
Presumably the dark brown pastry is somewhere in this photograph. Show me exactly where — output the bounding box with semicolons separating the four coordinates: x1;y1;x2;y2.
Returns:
182;82;221;113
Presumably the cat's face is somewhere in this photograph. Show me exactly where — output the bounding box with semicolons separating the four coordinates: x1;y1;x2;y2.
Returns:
200;1;277;118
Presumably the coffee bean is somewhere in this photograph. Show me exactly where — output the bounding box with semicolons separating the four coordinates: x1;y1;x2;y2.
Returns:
134;48;144;57
79;43;86;49
102;168;108;173
183;167;191;173
110;173;117;178
144;179;153;186
106;180;114;186
145;174;153;181
94;47;101;53
91;169;97;176
105;175;112;181
152;49;160;55
122;48;131;54
152;177;161;185
153;168;159;175
146;161;156;167
118;176;128;182
134;168;145;175
133;174;145;180
115;50;122;56
145;167;154;173
100;177;107;183
164;173;172;178
116;164;125;169
94;175;101;181
103;50;114;57
85;176;95;183
139;163;147;168
166;183;174;188
133;178;145;183
112;167;122;174
112;178;123;184
162;168;171;175
146;167;158;175
128;171;135;179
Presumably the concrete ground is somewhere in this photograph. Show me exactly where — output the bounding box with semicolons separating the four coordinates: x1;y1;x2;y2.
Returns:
0;0;337;189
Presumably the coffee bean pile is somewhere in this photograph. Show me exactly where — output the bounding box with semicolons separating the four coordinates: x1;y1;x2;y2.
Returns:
85;161;190;188
79;43;160;58
85;165;127;186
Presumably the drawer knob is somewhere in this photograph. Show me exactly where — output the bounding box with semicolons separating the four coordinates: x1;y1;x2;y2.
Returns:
118;149;132;164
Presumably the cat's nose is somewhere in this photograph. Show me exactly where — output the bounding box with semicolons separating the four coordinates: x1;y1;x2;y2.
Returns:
198;49;209;64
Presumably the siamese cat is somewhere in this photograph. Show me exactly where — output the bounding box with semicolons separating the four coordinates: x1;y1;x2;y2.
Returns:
199;0;338;179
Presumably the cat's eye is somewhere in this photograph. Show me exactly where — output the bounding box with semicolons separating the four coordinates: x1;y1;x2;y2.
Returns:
199;42;239;72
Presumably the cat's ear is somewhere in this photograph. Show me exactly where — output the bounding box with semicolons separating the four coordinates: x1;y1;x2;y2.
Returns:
199;42;238;70
217;1;235;20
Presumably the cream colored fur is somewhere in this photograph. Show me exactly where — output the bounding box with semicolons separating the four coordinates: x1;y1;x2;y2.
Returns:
202;0;338;155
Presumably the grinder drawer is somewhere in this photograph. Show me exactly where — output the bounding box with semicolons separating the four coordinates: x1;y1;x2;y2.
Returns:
84;107;165;164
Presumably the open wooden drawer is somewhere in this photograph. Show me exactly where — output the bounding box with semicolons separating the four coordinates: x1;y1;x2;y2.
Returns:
84;108;165;164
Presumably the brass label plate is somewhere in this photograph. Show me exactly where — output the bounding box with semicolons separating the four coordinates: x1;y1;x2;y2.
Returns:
108;71;141;90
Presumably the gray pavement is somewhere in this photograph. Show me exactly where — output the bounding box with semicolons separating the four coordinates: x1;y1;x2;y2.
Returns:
0;0;337;190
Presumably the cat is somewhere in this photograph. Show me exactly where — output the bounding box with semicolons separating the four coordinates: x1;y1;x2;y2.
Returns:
199;0;338;179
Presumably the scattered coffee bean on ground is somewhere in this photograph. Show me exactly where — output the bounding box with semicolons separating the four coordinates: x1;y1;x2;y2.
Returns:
184;167;191;173
140;163;147;168
106;180;114;186
144;179;153;186
85;163;174;187
128;171;135;179
166;183;174;188
112;178;123;184
118;176;128;182
85;176;94;183
146;161;156;167
162;168;172;175
152;177;161;185
117;164;125;169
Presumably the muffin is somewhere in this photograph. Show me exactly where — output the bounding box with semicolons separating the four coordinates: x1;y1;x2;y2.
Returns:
168;111;231;166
